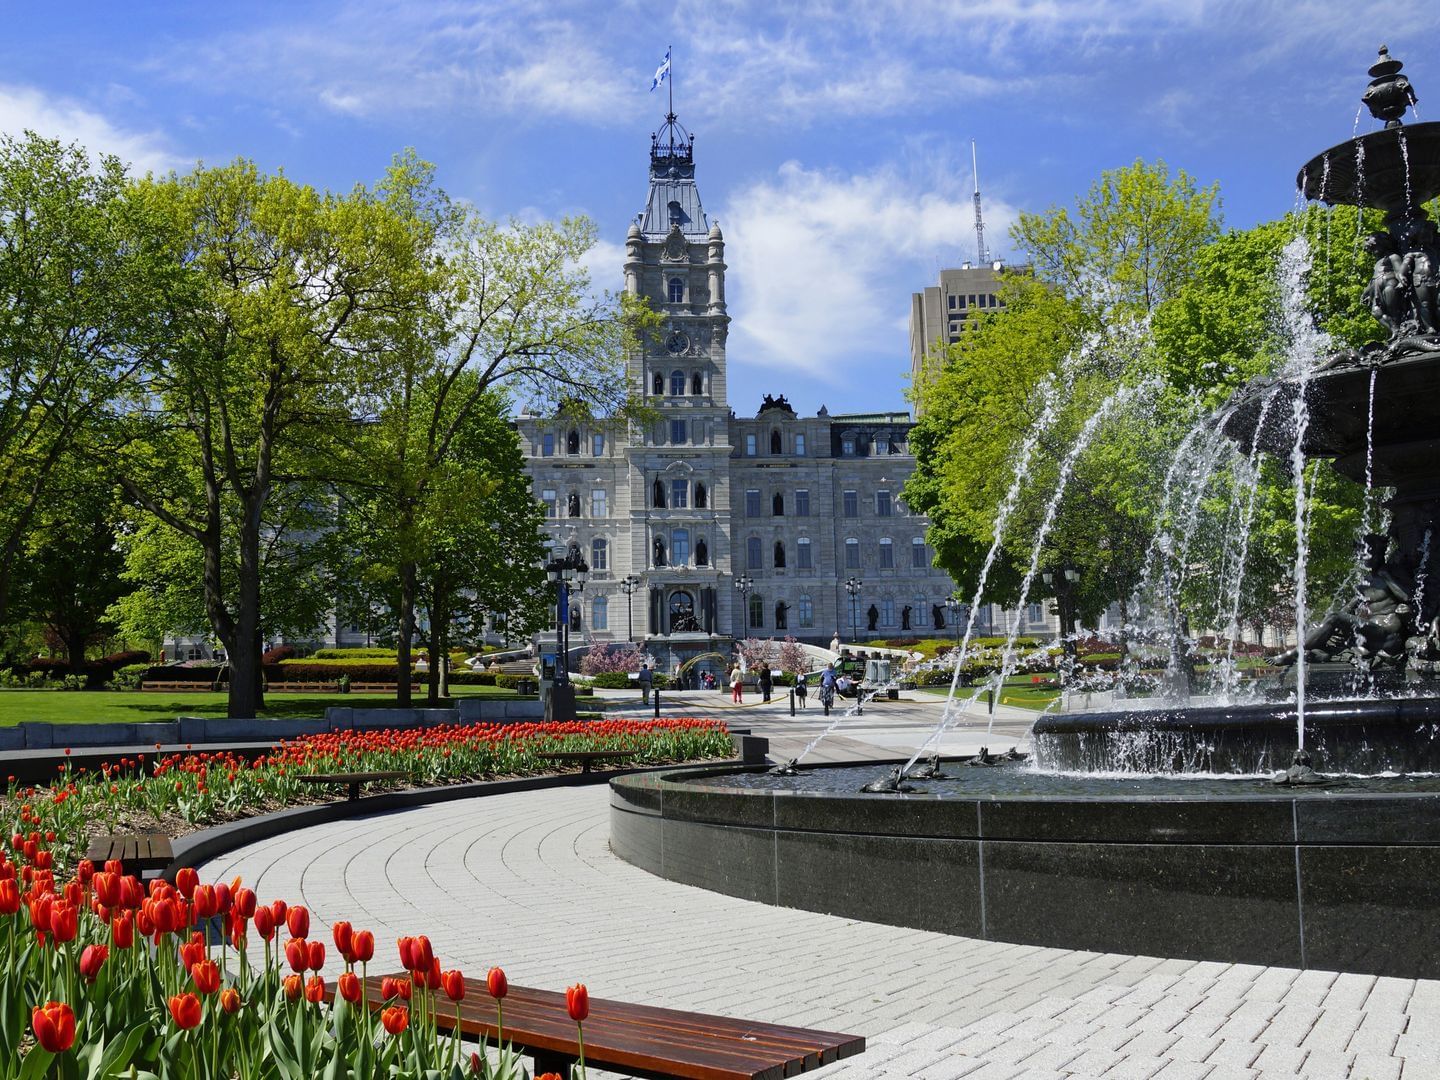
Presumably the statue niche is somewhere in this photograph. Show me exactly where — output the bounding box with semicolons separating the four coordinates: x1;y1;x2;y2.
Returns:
932;604;945;631
867;604;879;632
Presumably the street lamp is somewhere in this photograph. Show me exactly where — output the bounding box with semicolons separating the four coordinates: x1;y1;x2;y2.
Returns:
619;575;642;643
733;573;754;638
844;577;863;643
944;595;963;646
544;542;589;720
1041;565;1081;656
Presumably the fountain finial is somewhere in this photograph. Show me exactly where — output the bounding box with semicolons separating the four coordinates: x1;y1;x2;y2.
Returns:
1363;45;1417;129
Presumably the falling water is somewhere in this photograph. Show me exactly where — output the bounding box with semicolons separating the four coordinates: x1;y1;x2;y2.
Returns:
1399;129;1414;213
1353;104;1365;138
1416;529;1434;622
1365;366;1378;526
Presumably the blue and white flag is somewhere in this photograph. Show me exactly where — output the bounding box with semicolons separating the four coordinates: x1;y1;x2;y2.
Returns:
649;48;671;92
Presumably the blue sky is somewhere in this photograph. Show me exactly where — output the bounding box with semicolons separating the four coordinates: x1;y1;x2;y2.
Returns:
3;1;1436;416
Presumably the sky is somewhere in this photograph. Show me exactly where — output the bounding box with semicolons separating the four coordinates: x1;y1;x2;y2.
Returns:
3;1;1437;417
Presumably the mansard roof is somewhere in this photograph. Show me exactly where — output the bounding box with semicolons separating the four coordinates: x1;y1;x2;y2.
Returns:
638;113;710;239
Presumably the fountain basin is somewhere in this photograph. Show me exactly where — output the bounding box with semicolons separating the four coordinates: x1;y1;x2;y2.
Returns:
1298;122;1440;218
612;762;1440;978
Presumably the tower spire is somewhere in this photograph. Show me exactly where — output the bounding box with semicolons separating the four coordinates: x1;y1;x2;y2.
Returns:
971;140;991;265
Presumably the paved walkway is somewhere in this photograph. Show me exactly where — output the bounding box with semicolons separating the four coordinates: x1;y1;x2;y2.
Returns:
200;785;1433;1079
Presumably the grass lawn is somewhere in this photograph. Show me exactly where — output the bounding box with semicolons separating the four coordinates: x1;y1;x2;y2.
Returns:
0;685;527;726
917;676;1062;711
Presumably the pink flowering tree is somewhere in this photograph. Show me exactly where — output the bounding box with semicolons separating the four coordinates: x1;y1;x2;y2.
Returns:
778;636;809;676
580;641;643;675
738;637;776;673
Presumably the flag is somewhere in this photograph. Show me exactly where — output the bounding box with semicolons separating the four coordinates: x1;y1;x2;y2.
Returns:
649;48;671;92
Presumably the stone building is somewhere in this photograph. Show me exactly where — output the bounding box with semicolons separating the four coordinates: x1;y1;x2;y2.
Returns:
516;114;1058;671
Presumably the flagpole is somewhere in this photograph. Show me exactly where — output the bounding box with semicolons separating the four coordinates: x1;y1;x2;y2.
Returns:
668;45;673;118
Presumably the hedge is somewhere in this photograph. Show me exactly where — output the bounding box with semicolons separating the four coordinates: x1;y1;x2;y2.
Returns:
140;665;222;684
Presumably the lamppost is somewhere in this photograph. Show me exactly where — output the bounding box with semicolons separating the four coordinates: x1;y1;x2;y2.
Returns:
733;573;753;638
844;577;863;644
944;595;963;647
619;575;642;643
1041;565;1080;657
544;543;589;720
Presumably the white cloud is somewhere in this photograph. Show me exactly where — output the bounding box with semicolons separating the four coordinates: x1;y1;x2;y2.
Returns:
721;161;1018;383
0;83;180;175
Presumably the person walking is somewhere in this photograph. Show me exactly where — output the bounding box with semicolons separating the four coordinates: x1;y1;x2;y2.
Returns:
794;674;808;709
819;663;837;716
759;665;773;704
730;663;743;704
637;663;652;707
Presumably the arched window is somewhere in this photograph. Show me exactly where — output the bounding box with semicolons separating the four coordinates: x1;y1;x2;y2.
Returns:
774;541;786;568
695;537;709;566
653;478;666;508
670;369;686;395
770;430;782;454
879;537;894;568
694;482;707;509
798;594;814;628
772;492;784;516
652;372;663;395
746;536;762;569
845;537;860;569
692;371;703;395
669;590;698;632
566;429;580;454
591;595;608;630
668;277;684;303
591;538;608;570
749;593;764;629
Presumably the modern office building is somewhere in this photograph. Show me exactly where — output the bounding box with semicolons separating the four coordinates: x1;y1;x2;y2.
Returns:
908;262;1012;395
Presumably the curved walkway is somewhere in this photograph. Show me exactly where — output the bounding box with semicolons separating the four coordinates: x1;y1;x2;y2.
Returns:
200;786;1433;1079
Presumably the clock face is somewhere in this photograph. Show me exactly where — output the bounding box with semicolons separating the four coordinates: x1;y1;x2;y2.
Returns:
665;330;689;355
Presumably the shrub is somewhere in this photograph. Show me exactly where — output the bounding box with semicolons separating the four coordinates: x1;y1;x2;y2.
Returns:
267;663;401;683
141;665;221;684
97;650;150;671
109;664;150;690
588;672;635;689
449;671;497;686
312;647;396;660
261;645;299;665
494;673;535;691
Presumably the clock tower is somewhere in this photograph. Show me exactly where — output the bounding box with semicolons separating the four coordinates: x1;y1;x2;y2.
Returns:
622;111;734;656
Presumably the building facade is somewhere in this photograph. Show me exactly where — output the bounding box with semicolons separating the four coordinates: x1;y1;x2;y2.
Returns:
516;115;1060;670
908;262;1011;397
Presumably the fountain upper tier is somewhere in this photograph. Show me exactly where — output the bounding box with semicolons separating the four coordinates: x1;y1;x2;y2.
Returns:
1299;123;1440;220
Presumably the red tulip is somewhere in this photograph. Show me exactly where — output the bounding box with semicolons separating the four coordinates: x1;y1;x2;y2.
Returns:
230;916;248;950
220;988;241;1014
111;911;135;949
31;1001;75;1053
332;920;353;959
566;983;589;1022
270;898;287;925
49;902;78;944
169;993;203;1030
283;974;303;1002
214;882;232;914
442;969;466;1002
486;966;508;1000
63;881;82;908
79;944;108;982
381;1005;409;1034
351;929;375;963
93;873;119;908
305;975;326;1003
136;907;155;938
175;867;198;900
338;971;361;1003
285;938;308;974
104;858;123;876
28;895;51;932
119;876;143;909
76;859;95;885
192;959;221;995
307;940;325;972
286;905;309;939
381;975;412;1001
253;905;276;941
233;888;257;919
192;885;217;920
0;880;17;915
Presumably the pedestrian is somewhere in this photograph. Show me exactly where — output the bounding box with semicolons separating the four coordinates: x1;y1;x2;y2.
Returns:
794;674;808;709
730;663;743;704
637;663;652;706
819;663;837;716
759;665;773;703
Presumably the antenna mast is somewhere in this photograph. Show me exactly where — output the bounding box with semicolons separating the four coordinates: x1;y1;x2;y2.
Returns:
971;140;991;265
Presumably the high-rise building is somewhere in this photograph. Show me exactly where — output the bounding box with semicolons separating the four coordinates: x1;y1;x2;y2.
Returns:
908;262;1010;395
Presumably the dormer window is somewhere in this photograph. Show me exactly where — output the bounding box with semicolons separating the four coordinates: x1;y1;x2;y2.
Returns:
668;277;684;303
668;200;684;228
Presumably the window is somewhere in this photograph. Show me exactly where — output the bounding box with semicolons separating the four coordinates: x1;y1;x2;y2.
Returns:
669;419;686;445
670;590;697;632
747;536;762;569
794;433;805;456
843;490;858;517
652;372;663;395
770;430;782;454
668;277;684;303
772;492;784;516
745;433;757;456
745;489;761;516
567;429;580;454
591;489;607;517
694;483;707;509
912;537;927;568
748;593;764;629
542;433;554;457
671;479;688;509
652;478;666;508
592;432;605;456
591;538;608;570
591;596;608;630
795;489;811;516
541;489;556;517
774;541;786;568
841;438;856;456
670;370;686;396
1028;603;1044;623
876;490;892;517
845;537;860;569
948;294;957;310
798;594;814;628
879;537;894;568
672;528;690;565
876;437;890;456
692;371;703;395
881;598;895;626
797;537;813;569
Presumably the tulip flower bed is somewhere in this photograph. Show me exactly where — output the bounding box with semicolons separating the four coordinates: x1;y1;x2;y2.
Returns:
2;719;731;880
0;836;591;1078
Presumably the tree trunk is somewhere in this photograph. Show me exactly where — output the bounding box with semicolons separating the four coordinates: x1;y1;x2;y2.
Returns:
230;490;267;719
63;631;88;677
397;561;416;707
428;589;449;704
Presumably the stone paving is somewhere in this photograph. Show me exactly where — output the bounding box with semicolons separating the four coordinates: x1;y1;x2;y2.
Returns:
200;783;1436;1079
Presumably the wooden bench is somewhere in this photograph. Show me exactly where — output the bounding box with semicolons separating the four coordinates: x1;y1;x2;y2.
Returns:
296;770;411;801
347;683;422;693
338;975;863;1079
538;750;638;775
267;681;341;693
85;832;173;877
140;681;214;692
